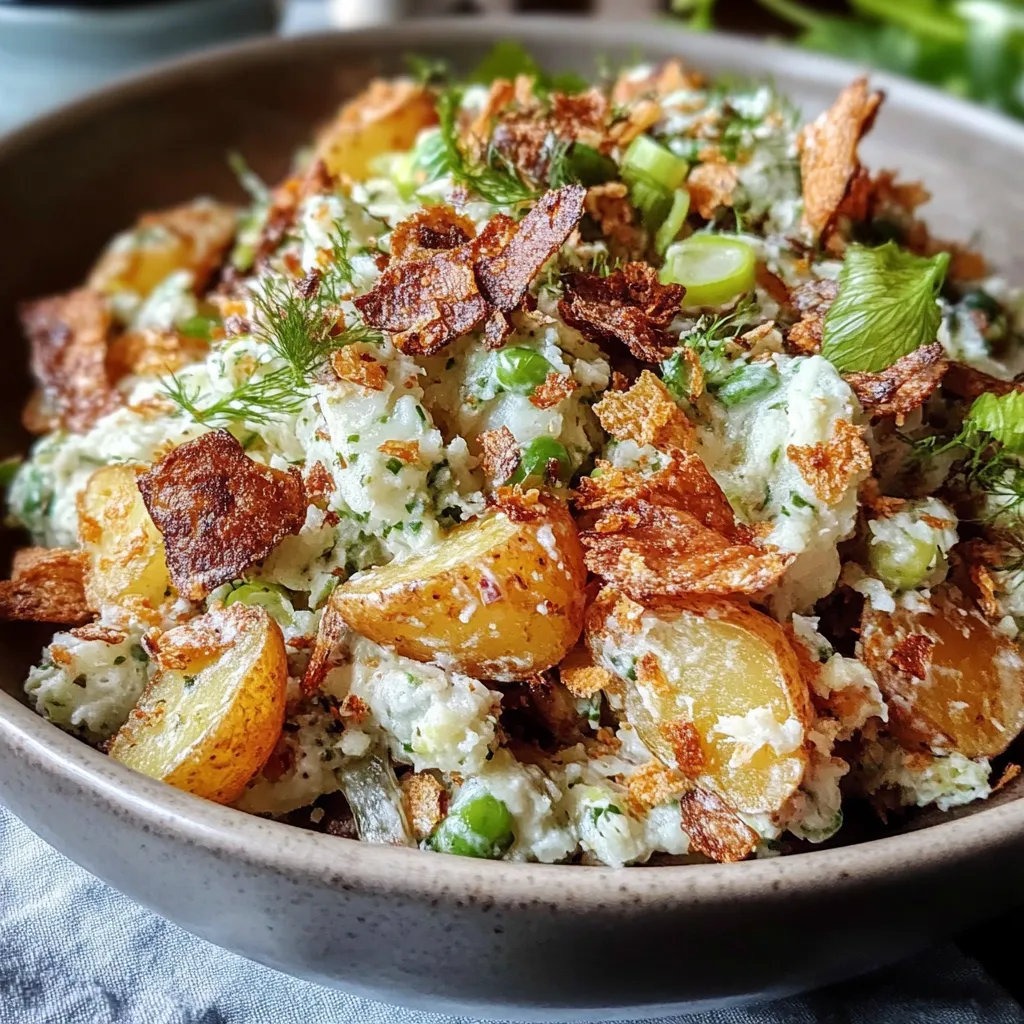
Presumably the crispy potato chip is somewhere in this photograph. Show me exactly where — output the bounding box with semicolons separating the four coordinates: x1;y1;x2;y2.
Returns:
559;264;684;364
389;205;476;261
943;362;1022;401
378;440;420;464
0;547;93;624
138;430;306;601
787;419;872;506
106;327;209;381
584;182;644;259
302;596;347;696
479;426;521;485
679;787;759;863
626;760;688;816
250;161;334;272
798;78;884;239
663;719;706;779
686;161;737;220
476;185;587;312
402;772;449;840
581;499;791;601
887;632;934;680
330;345;388;390
592;370;696;452
785;278;838;356
951;539;1003;621
530;372;577;410
20;289;119;434
845;343;948;424
559;644;617;699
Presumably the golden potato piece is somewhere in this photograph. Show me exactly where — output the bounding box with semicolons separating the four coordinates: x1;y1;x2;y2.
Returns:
586;589;812;816
88;198;236;298
108;604;287;804
858;585;1024;758
330;495;586;680
78;464;172;609
315;79;438;180
0;547;93;624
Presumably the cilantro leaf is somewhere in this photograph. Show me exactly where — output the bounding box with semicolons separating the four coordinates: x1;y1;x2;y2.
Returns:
821;242;949;373
968;391;1024;454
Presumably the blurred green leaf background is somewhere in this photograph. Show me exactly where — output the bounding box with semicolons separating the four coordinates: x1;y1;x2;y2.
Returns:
672;0;1024;119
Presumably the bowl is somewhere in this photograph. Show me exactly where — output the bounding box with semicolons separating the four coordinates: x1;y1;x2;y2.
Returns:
2;18;1024;1021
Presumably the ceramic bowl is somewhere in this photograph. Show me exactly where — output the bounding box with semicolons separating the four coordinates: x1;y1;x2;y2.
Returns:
2;19;1024;1022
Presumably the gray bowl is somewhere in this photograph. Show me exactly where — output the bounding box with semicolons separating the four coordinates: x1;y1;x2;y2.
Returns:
2;18;1024;1021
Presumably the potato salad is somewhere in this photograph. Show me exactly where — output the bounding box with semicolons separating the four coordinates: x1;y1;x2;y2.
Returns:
5;46;1024;866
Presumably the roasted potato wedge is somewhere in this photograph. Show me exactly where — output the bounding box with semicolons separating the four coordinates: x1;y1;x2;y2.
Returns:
586;589;812;816
88;199;236;298
78;464;172;609
330;496;586;680
108;604;287;803
858;584;1024;758
315;80;438;180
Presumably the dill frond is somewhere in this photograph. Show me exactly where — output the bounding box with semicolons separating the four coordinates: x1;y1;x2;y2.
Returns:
162;366;305;428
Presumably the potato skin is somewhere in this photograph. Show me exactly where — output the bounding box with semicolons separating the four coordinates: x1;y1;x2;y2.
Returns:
108;604;287;804
331;498;586;680
858;584;1024;758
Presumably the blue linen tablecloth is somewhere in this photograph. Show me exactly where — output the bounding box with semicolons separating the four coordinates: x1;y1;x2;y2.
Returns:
2;803;1023;1024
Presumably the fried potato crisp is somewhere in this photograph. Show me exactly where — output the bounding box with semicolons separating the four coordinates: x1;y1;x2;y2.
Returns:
679;787;759;863
584;182;644;259
138;430;306;600
686;160;737;220
845;343;948;424
356;187;585;356
580;499;791;602
302;596;347;695
787;419;872;507
479;425;521;485
20;289;119;434
592;370;696;452
558;644;617;699
0;547;93;625
559;263;685;364
798;77;884;239
530;372;578;410
388;205;476;260
943;362;1023;401
784;278;838;356
402;772;448;840
106;327;209;381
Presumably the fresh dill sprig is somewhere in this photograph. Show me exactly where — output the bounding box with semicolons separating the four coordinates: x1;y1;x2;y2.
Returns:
422;88;540;206
162;366;306;428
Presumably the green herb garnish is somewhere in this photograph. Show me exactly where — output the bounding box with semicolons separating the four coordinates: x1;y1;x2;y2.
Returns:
821;243;949;372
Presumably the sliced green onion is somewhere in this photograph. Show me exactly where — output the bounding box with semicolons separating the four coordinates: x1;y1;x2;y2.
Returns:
495;347;553;395
429;792;514;859
622;135;689;191
623;176;671;231
512;437;572;486
654;189;691;255
660;235;756;308
715;362;780;407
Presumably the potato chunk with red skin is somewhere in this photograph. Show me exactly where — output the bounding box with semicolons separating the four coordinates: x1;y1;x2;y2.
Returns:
858;585;1024;758
108;604;287;804
330;493;586;680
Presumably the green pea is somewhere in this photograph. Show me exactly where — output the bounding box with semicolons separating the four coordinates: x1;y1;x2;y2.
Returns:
868;535;939;592
224;581;294;624
428;793;514;859
178;314;220;341
495;347;553;396
511;437;571;486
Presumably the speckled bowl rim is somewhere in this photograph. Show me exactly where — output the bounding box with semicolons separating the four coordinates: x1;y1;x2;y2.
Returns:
3;17;1024;909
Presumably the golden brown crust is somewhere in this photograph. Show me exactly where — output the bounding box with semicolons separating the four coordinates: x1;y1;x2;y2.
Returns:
302;596;347;696
625;760;688;816
330;345;388;390
106;327;209;381
686;160;737;221
592;371;695;452
798;78;884;239
478;426;521;485
20;289;119;434
138;430;306;601
942;362;1023;402
784;278;838;356
0;547;94;625
583;182;645;260
559;264;684;364
787;419;872;507
558;644;615;699
402;772;448;840
663;719;706;780
530;372;577;410
679;787;758;863
388;204;476;261
845;343;948;424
